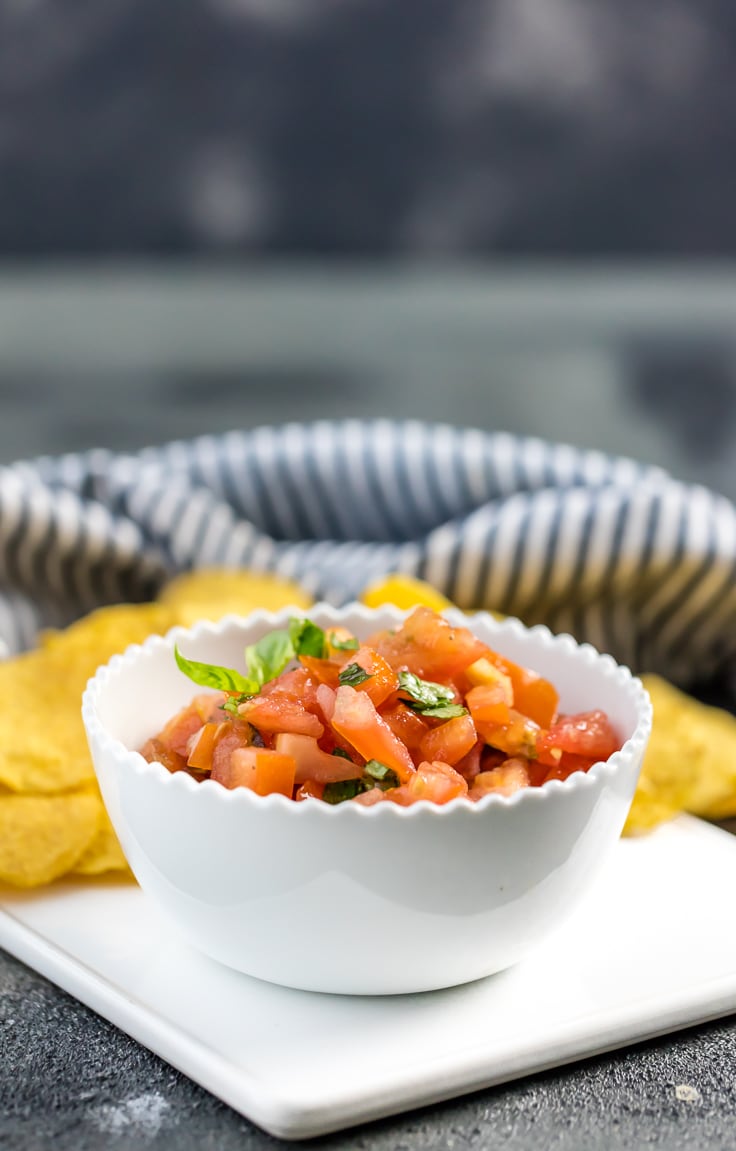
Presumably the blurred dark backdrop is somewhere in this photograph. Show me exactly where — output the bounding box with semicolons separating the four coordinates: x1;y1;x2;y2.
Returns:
0;0;733;258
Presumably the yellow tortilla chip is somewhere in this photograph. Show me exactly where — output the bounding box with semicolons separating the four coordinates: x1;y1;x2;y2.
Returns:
159;568;312;626
72;806;130;876
0;788;101;887
0;604;177;795
361;574;453;613
623;674;736;834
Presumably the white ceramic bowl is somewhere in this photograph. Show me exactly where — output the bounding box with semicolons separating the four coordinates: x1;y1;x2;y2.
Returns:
82;604;652;996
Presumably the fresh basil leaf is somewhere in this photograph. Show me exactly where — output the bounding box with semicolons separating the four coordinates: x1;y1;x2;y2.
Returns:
397;670;467;718
175;646;257;694
328;631;359;652
398;670;454;708
412;702;468;719
322;779;368;804
289;617;328;659
332;747;353;760
338;662;373;688
363;760;400;790
246;628;295;688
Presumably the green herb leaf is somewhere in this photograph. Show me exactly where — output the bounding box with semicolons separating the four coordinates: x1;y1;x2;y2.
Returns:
289;617;328;659
331;747;353;760
415;703;468;719
175;646;257;694
363;760;400;790
328;631;359;652
338;662;373;688
322;779;368;804
221;693;250;715
398;670;468;719
245;628;295;688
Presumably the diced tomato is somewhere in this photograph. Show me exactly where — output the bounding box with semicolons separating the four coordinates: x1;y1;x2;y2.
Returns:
419;713;477;767
475;709;540;758
481;654;559;728
468;757;530;799
295;779;325;801
352;787;387;806
466;683;512;727
315;683;337;723
454;740;483;783
210;722;259;776
331;685;415;781
370;607;488;680
186;721;229;773
536;709;620;767
274;732;363;784
139;737;186;774
378;702;429;750
240;691;324;738
212;746;296;797
348;646;399;707
160;696;217;758
326;626;359;659
260;667;321;710
388;760;468;806
298;656;342;690
541;752;598;782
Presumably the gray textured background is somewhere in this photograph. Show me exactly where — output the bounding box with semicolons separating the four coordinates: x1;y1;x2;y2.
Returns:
0;0;734;258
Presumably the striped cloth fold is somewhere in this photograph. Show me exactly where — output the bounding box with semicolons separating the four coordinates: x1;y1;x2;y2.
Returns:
0;419;734;687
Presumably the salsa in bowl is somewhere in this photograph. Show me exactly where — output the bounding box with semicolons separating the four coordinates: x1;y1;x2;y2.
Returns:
82;604;652;995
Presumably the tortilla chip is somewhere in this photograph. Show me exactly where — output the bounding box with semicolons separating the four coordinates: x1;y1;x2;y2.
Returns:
0;604;177;795
158;568;313;626
0;788;101;887
71;806;130;876
623;674;736;834
360;574;452;613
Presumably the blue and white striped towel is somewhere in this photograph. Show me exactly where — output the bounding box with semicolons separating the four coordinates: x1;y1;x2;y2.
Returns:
0;420;734;688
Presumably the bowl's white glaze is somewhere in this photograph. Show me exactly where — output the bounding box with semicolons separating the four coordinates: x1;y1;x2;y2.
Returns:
82;604;652;995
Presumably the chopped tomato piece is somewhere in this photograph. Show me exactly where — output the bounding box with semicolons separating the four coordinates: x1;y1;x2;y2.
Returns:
475;709;540;758
186;721;228;773
347;645;399;708
210;722;259;775
481;653;559;728
240;692;324;739
331;685;415;781
212;746;296;797
160;693;223;758
537;709;620;767
388;760;468;805
379;702;429;750
419;713;477;767
468;758;530;799
295;779;325;801
139;737;186;774
454;740;483;783
370;607;488;679
466;683;512;727
274;732;363;784
298;656;343;690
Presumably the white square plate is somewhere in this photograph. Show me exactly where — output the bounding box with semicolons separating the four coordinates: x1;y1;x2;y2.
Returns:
2;816;736;1140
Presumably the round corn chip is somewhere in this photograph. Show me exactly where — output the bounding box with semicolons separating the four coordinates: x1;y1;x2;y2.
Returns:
0;788;101;887
39;602;177;654
159;568;312;626
72;808;130;877
360;574;452;613
0;603;178;795
623;674;736;834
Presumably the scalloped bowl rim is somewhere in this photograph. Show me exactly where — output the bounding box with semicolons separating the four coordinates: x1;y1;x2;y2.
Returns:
82;602;653;820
